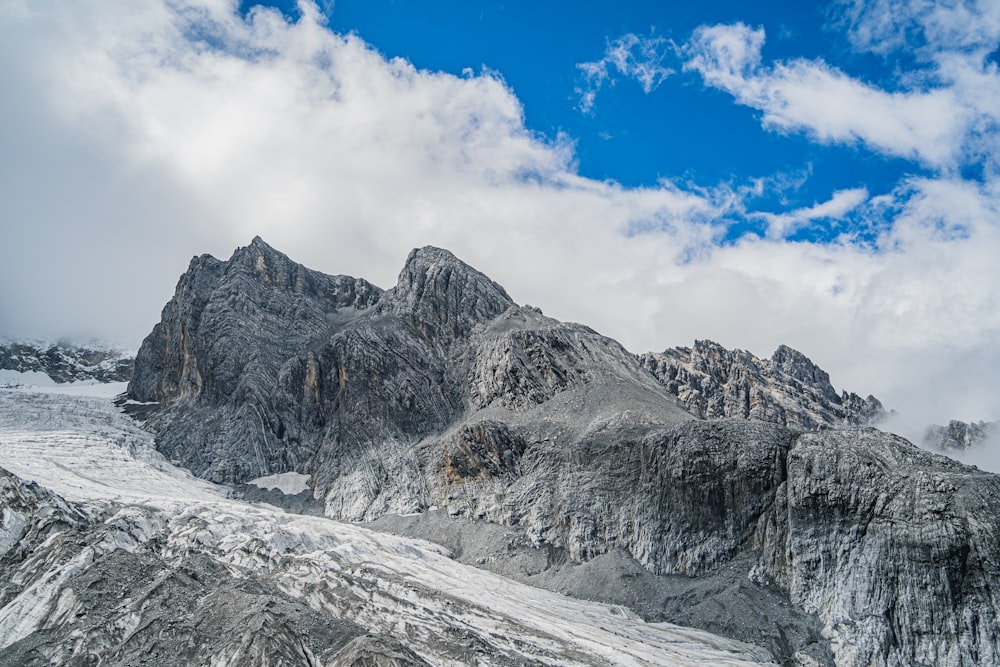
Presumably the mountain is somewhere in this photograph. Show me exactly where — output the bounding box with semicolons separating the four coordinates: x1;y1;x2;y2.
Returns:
114;238;1000;666
640;340;886;430
0;340;133;384
924;419;998;452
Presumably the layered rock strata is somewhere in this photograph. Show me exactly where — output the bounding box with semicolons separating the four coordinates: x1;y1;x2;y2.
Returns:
640;340;885;430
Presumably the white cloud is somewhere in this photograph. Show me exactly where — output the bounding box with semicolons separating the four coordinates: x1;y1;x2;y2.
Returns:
0;0;723;344
826;0;1000;176
758;187;869;238
684;23;975;168
831;0;1000;57
576;32;674;113
1;0;1000;434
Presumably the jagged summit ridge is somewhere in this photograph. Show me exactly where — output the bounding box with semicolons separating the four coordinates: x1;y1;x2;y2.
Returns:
0;340;133;384
128;238;688;485
127;239;383;480
924;419;998;452
640;339;886;430
382;245;515;338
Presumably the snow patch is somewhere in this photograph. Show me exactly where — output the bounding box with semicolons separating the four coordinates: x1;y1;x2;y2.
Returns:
0;371;126;398
25;381;128;398
0;369;55;386
247;472;310;495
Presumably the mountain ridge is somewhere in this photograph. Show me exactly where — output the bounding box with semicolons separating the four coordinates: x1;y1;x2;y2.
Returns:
640;339;886;431
121;238;1000;666
0;341;133;384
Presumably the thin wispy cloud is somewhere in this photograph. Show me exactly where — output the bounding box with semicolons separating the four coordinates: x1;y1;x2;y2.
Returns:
575;32;674;114
684;2;1000;176
758;187;869;239
831;0;1000;57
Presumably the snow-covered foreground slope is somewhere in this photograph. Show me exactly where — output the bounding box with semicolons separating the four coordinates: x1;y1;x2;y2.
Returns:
0;385;775;666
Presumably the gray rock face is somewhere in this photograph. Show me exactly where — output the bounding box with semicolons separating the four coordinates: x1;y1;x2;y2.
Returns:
128;239;1000;666
0;342;133;383
0;420;774;667
756;429;1000;667
640;340;886;430
924;419;998;452
129;236;382;481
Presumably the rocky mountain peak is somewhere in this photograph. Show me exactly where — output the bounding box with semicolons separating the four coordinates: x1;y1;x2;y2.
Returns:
770;344;838;402
641;339;883;430
385;246;514;337
117;239;1000;666
924;419;998;452
227;236;337;298
128;239;381;406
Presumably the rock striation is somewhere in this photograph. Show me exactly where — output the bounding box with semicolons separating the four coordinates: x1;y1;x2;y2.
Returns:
0;341;133;383
126;239;1000;666
640;340;886;430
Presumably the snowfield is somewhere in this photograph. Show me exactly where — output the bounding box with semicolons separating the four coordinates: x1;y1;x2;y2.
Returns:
0;384;776;666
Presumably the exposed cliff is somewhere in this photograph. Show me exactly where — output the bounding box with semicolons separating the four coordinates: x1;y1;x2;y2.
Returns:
129;236;381;481
640;340;886;430
755;428;1000;666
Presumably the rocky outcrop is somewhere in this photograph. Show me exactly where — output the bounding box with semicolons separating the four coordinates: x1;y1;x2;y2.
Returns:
756;429;1000;667
129;237;381;481
0;341;133;383
640;340;886;430
386;246;514;339
924;419;998;452
127;239;1000;666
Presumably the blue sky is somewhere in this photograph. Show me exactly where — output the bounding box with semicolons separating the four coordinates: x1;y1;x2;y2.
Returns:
2;0;1000;436
245;0;936;243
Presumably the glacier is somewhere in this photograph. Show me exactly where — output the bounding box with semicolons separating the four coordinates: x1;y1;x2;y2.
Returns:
0;382;775;666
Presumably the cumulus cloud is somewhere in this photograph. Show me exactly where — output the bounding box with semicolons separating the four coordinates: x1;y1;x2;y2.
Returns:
684;23;973;168
0;0;723;344
684;2;1000;176
576;31;674;113
1;0;1000;434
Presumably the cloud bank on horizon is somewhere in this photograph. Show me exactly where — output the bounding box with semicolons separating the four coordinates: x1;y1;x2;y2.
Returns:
1;0;999;432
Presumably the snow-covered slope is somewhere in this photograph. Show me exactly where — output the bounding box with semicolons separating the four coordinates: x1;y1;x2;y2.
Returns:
0;384;775;666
